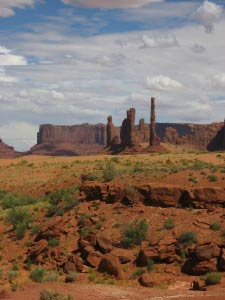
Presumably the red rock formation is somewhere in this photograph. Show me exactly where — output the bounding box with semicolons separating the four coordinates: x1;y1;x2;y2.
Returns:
106;116;114;147
0;138;20;158
120;108;137;147
150;97;160;146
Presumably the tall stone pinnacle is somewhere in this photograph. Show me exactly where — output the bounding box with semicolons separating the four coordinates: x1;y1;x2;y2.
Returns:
150;97;157;146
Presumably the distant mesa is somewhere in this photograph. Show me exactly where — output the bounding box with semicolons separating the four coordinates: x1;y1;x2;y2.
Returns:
1;98;225;158
0;139;20;158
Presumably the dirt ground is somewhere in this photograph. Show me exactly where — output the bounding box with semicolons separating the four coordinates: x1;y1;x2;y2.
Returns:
6;282;225;300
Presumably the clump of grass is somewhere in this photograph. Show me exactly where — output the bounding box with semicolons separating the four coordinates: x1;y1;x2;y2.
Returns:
207;175;218;182
121;218;149;248
80;226;94;237
48;237;60;248
163;218;175;230
5;208;32;240
102;162;117;182
88;268;97;282
204;272;222;285
130;268;145;279
209;221;221;231
178;231;198;247
30;267;45;282
39;289;73;300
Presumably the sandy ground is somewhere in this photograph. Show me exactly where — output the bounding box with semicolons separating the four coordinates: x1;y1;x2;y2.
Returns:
6;282;225;300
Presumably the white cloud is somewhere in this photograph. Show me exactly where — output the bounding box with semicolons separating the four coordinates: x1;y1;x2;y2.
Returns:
211;74;225;89
0;68;17;83
0;122;38;151
191;43;206;54
61;0;163;9
194;0;224;33
0;46;27;66
146;75;183;91
0;0;36;17
141;34;179;48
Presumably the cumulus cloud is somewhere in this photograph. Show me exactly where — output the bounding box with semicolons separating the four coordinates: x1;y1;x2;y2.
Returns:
191;43;206;54
0;68;17;83
146;75;183;92
141;34;179;48
0;0;35;17
194;0;224;33
211;74;225;89
0;122;38;151
0;46;27;66
61;0;163;9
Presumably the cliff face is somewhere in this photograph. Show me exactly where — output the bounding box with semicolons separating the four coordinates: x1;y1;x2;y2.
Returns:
0;139;20;158
30;121;225;156
37;124;106;145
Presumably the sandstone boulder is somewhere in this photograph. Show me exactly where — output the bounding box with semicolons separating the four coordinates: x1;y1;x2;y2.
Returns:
98;254;124;279
96;235;113;254
86;251;103;268
217;249;225;271
136;248;158;266
111;249;132;264
195;243;220;261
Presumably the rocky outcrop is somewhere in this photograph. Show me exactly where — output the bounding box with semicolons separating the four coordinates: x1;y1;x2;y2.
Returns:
0;138;20;158
150;97;160;146
81;183;225;209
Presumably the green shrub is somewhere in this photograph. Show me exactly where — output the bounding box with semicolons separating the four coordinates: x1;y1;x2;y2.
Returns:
204;272;222;285
80;226;93;237
210;221;221;231
163;218;175;230
30;224;41;236
121;218;149;248
30;267;45;282
178;231;198;247
39;289;73;300
48;238;60;248
44;271;59;282
5;208;32;240
88;268;97;282
8;270;19;281
130;268;145;279
102;162;117;182
207;175;218;182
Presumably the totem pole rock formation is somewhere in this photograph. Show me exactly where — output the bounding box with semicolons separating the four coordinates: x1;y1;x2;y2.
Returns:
120;108;137;147
223;119;225;149
149;97;160;146
107;116;114;147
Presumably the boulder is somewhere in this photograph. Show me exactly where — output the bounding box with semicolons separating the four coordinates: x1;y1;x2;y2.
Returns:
111;249;132;264
96;235;113;254
27;239;48;259
136;248;158;267
77;234;97;252
98;254;124;279
195;243;220;261
149;187;183;207
63;255;83;273
158;244;178;263
218;249;225;271
138;273;154;287
86;251;103;268
0;289;9;299
192;258;217;275
34;216;66;242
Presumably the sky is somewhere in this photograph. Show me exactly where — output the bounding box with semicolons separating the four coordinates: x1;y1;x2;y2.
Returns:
0;0;225;151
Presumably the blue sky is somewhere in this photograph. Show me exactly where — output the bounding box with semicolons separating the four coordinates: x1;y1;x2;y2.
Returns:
0;0;225;150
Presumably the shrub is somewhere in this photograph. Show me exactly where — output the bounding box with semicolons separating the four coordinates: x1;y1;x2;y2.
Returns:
121;218;149;248
207;175;218;182
163;218;175;230
30;224;41;236
39;289;73;300
45;271;59;282
102;162;117;182
80;226;93;237
210;221;221;231
30;267;45;282
88;268;97;282
48;238;60;248
5;208;32;240
178;231;198;247
130;268;145;279
8;270;19;281
204;272;222;285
